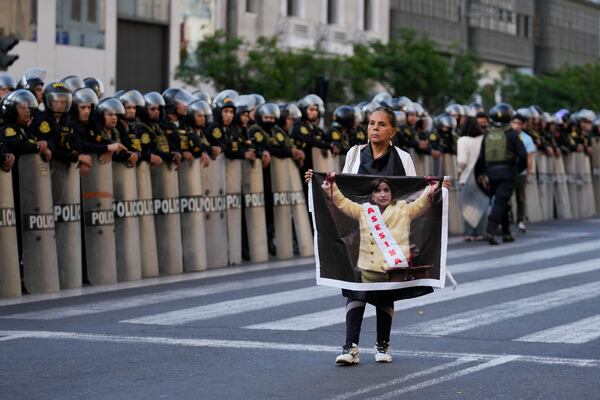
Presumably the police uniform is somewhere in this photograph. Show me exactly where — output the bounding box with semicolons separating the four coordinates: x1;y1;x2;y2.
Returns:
70;118;109;155
116;119;143;159
429;129;457;155
291;119;330;176
0;123;39;157
181;121;212;158
30;111;80;163
135;120;175;163
350;126;368;146
325;124;351;155
475;125;527;241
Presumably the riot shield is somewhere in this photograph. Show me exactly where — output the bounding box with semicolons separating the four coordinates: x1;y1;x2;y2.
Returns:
18;154;60;293
536;153;550;220
564;154;579;218
151;163;183;275
201;154;228;268
226;158;243;265
459;171;489;229
443;154;462;235
179;158;207;272
593;137;600;215
525;156;543;223
81;159;117;285
578;153;596;218
311;148;338;173
0;168;21;298
270;157;293;260
414;153;433;177
51;161;82;289
112;162;142;281
287;158;314;257
242;159;269;263
553;156;572;219
544;154;556;220
136;161;159;278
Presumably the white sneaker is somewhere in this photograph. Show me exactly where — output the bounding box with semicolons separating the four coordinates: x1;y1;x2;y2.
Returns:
335;344;359;365
375;342;392;363
518;221;527;233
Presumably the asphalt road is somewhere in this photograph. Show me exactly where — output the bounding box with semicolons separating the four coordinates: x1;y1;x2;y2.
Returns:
1;218;599;400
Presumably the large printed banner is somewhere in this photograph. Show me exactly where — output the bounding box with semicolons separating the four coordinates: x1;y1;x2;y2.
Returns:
309;173;448;291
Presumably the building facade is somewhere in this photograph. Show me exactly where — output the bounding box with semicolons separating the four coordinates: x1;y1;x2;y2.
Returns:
2;0;599;96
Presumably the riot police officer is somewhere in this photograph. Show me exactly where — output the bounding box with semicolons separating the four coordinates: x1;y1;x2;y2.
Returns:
83;77;105;99
292;94;334;176
431;114;458;155
17;68;46;107
135;92;176;167
94;98;138;167
327;106;353;155
185;99;215;167
162;88;197;164
117;90;146;162
350;106;368;146
0;89;50;161
235;95;256;141
207;91;255;161
0;73;16;98
30;82;92;174
475;103;527;245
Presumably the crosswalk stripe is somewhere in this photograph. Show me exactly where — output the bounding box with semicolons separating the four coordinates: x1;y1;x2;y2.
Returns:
515;314;600;344
367;356;520;400
120;286;339;326
448;239;600;274
397;281;600;337
245;258;600;331
2;271;314;320
447;232;581;259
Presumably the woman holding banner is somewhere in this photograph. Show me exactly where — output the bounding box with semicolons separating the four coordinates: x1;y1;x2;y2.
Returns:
305;106;447;365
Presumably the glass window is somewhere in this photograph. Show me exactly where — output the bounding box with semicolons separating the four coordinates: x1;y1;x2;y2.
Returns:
364;0;372;31
56;0;105;49
117;0;169;23
246;0;258;13
327;0;337;24
287;0;297;17
0;0;38;41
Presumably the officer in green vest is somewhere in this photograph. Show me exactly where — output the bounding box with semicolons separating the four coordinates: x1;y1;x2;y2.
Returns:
475;103;527;245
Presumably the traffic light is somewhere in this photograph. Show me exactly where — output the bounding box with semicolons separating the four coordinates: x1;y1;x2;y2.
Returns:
0;35;19;70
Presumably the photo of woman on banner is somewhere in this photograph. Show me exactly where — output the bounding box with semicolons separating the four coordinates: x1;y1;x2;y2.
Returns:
320;174;441;284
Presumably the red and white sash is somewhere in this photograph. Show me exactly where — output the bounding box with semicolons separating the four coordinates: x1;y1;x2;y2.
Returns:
362;203;409;269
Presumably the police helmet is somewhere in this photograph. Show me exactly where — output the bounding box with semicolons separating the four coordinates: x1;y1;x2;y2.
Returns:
362;101;380;116
333;105;355;130
395;96;412;111
192;90;212;106
144;91;166;108
70;88;99;120
250;94;266;108
445;103;464;117
119;90;145;107
577;109;596;123
353;106;365;126
298;94;325;120
72;88;99;105
83;77;105;98
1;89;38;122
593;117;600;131
514;107;532;122
394;111;406;126
404;101;419;115
469;102;484;115
435;113;457;131
61;75;85;94
213;89;239;106
541;112;554;125
96;97;125;123
0;73;17;91
235;94;256;115
43;82;72;113
18;68;46;91
162;88;196;114
489;103;514;126
256;103;280;129
187;99;213;125
371;92;392;107
528;106;541;120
